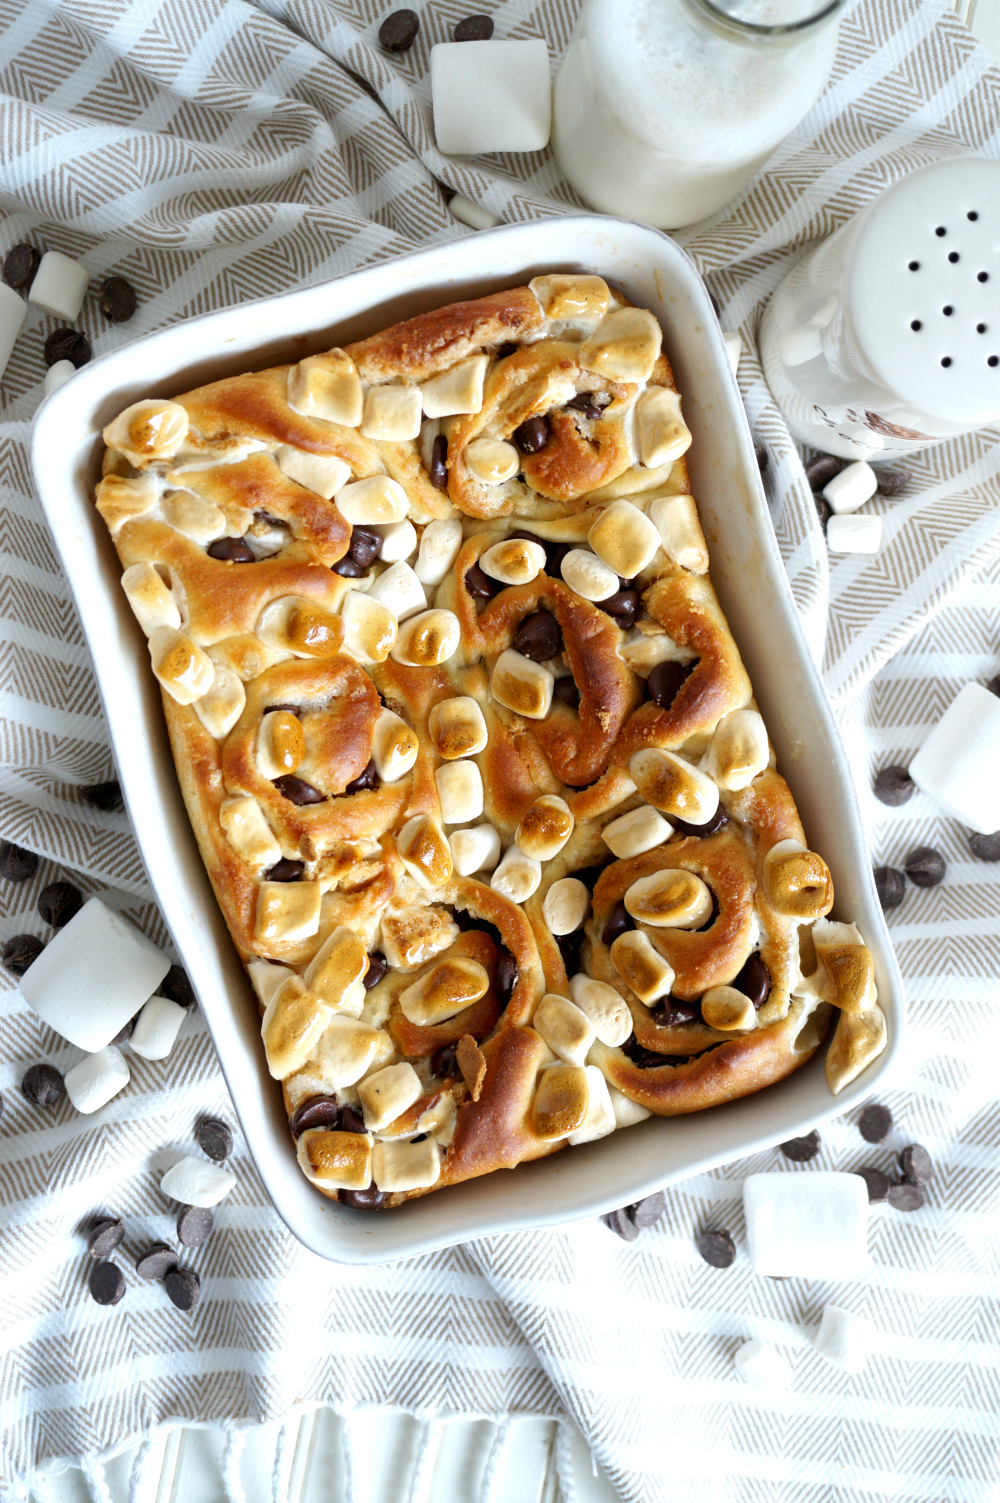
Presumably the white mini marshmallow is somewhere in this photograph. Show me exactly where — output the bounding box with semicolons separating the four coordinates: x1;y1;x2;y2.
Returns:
431;40;551;155
780;327;823;366
449;823;502;876
567;1064;617;1146
361;384;422;442
43;358;76;396
366;560;427;621
449;195;500;231
743;1171;869;1280
128;995;188;1061
734;1339;792;1391
491;844;542;902
823;460;878;514
602;805;672;859
28;250;90;321
827;513;882;553
335;475;408;526
607;1083;651;1128
542;877;590;936
814;1304;875;1373
435;760;484;824
569;974;632;1047
275;445;351;500
723;330;742;375
909;681;1000;833
0;284;27;382
634;388;692;470
160;1155;237;1207
648;495;709;574
64;1046;130;1115
18;897;170;1052
415;517;464;586
560;548;620;602
377;518;417;562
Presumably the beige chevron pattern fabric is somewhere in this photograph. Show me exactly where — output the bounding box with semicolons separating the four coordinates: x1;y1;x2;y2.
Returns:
2;0;1000;1499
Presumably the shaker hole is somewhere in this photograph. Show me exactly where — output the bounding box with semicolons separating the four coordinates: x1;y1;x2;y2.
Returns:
968;211;979;221
936;226;947;236
911;320;922;331
978;323;988;334
909;261;920;271
978;271;989;283
941;357;953;367
948;252;960;263
989;356;999;368
943;306;954;316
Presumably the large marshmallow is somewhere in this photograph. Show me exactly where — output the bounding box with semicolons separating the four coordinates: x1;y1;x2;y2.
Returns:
129;995;188;1061
0;283;28;383
64;1046;130;1115
431;40;551;155
18;897;170;1052
743;1172;869;1280
160;1156;237;1207
814;1304;875;1373
28;250;90;321
909;681;1000;834
734;1339;792;1391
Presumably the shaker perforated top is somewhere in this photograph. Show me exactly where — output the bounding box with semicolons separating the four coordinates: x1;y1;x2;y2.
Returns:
847;157;1000;426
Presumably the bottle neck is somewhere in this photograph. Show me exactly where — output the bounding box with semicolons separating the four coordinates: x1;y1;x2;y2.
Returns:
679;0;846;47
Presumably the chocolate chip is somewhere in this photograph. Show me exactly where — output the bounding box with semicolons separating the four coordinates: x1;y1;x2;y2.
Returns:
135;1242;179;1279
732;952;770;1009
110;1018;135;1046
779;1129;821;1162
556;930;583;977
87;1217;126;1257
340;1186;388;1210
290;1095;341;1136
969;830;1000;860
43;327;91;369
513;415;550;454
177;1205;214;1247
164;1266;201;1311
454;13;493;40
431;1043;460;1080
602;900;632;946
986;674;1000;699
899;1143;934;1184
874;467;909;496
566;392;603;421
265;857;305;882
161;964;196;1009
21;1063;65;1106
544;542;572;580
3;243;41;291
494;342;518;359
430;433;448;491
887;1180;926;1212
0;841;38;882
339;1105;367;1135
696;1229;736;1268
904;846;945;887
814;494;831;530
38;880;83;928
620;1034;666;1069
89;1261;127;1306
348;526;382;569
514;609;562;662
496;949;518;1006
804;454;843;491
602;1207;640;1242
754;442;768;473
82;778;123;811
333;555;367;578
195;1117;233;1161
856;1167;890;1204
874;865;905;910
629;1191;665;1229
273;774;325;805
873;765;915;806
264;703;301;717
601;589;640;629
465;561;498;600
363;951;388;990
859;1103;893;1142
662;997;700;1026
98;276;137;323
671;806;729;838
378;8;419;50
207;537;255;563
345;759;378;794
572;862;613;894
2;934;44;976
552;677;581;709
647;659;694;709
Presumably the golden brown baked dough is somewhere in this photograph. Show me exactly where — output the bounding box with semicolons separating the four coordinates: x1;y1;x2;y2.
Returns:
95;276;885;1210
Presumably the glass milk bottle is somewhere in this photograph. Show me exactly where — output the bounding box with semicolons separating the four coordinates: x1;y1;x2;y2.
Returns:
552;0;845;230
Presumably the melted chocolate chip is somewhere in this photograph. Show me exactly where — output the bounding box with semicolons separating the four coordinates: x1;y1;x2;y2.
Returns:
363;951;388;989
661;997;700;1026
732;952;770;1009
265;858;305;882
207;537;254;563
273;775;325;805
465;561;498;599
430;433;448;490
566;391;604;421
496;950;518;1006
601;899;632;946
671;805;729;838
556;930;583;977
494;342;518;358
264;703;301;716
454;911;502;946
431;1043;460;1080
553;677;581;710
600;589;640;628
340;1186;388;1210
620;1035;667;1070
572;861;614;894
345;759;378;794
333;555;367;578
514;609;562;662
348;526;382;569
647;659;694;708
513;415;550;454
289;1096;341;1136
339;1105;367;1135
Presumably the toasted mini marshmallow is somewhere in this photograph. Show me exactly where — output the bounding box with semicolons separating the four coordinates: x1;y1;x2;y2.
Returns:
94;473;159;534
449;823;502;876
636;387;692;468
607;1083;652;1128
415;517;464;587
648;494;709;574
515;795;574;861
491;650;554;720
764;839;834;920
297;1128;372;1191
579;307;662;383
560;548;620;602
148;627;215;705
377;518;417;563
161;490;227;544
702;708;769;791
542;878;590;936
397;813;453;889
306;1014;382;1087
121;562;181;636
372;1136;441;1192
629;748;720;826
275;445;352;500
335;475;408;526
256;709;305;779
435;760;484;826
194;656;246;739
532;993;596;1067
567;1064;617;1146
287;349;364;427
366;560;427;622
304;925;369;1011
261;974;330;1078
491;844;542;902
248;959;295;1008
623;869;713;929
420;354;489;418
602;805;672;859
479;538;547;586
340;590;397;664
357;1061;424;1132
220;796;282;870
103;400;189;466
588;500;661;578
569;974;632;1046
700;985;756;1031
391;608;461;667
610;929;675;1005
399;956;490;1027
465;437;519;485
617;626;694;678
428;696;488;759
531;1063;590;1139
255;881;323;945
371;708;419;782
530;273;610;324
361;383;422;442
256;597;344;657
380;905;459;970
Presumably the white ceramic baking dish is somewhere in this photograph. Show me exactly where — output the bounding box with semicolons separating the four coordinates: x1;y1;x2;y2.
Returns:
30;217;905;1265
